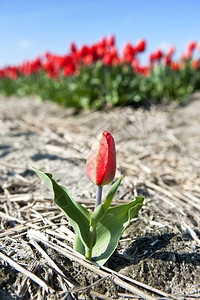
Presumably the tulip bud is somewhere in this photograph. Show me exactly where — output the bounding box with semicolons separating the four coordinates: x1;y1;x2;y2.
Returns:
86;131;116;186
134;39;146;53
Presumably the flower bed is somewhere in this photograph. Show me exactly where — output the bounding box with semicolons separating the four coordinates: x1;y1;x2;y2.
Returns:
0;36;200;109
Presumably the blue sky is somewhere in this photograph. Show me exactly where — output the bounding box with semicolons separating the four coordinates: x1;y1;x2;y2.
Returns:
1;0;200;67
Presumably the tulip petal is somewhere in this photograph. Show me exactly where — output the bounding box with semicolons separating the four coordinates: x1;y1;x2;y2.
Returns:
86;131;116;186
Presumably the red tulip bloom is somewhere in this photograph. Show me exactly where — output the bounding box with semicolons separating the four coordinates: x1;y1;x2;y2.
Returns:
167;45;175;56
122;42;135;62
191;59;199;69
170;61;183;71
4;66;18;79
0;69;4;78
96;46;105;58
107;34;115;47
42;61;53;73
77;45;89;59
164;54;171;66
63;61;74;76
82;54;93;65
102;52;114;66
149;49;163;64
155;49;163;60
184;41;196;59
70;42;77;53
187;41;196;53
134;39;146;53
86;131;116;186
100;37;107;48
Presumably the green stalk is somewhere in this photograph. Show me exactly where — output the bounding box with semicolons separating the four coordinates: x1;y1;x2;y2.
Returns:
86;186;103;260
85;225;95;260
95;185;102;208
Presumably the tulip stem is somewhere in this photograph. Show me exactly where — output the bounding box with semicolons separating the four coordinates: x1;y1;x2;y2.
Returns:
95;186;102;208
85;225;95;261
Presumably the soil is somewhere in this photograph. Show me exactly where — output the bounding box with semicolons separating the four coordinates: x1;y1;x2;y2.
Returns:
0;93;200;299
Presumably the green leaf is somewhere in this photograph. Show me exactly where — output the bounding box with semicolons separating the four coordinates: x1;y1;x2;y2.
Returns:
74;235;86;255
29;165;53;193
90;176;123;228
92;197;144;265
30;166;145;265
30;166;91;250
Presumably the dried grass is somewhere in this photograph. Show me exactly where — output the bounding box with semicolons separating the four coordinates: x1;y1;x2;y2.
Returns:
0;94;200;299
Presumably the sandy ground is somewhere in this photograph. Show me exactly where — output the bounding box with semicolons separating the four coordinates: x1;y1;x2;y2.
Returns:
0;94;200;299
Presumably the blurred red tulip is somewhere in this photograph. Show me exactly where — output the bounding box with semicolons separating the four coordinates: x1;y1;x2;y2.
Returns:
102;53;113;66
187;41;196;53
0;69;4;78
82;54;94;65
96;46;105;58
100;37;107;48
191;59;199;69
4;66;18;79
42;61;53;72
164;54;171;66
70;42;76;53
86;131;116;186
78;45;89;59
63;62;74;76
167;45;175;56
155;49;163;60
184;41;196;59
107;34;115;47
122;42;135;62
134;39;146;52
164;45;175;66
149;49;163;64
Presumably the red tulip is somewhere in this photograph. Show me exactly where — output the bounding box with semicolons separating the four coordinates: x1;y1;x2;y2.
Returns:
134;39;146;53
96;46;105;58
167;45;175;56
70;42;76;53
191;59;199;69
149;49;163;64
187;41;196;53
86;131;116;186
4;66;18;79
63;61;74;76
155;49;163;60
164;54;171;66
102;52;114;66
107;34;115;47
82;54;93;65
0;69;4;78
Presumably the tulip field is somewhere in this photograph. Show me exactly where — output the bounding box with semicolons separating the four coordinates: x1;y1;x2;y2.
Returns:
0;35;200;108
0;35;200;299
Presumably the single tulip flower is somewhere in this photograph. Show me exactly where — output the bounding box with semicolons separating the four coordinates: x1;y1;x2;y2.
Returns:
86;131;116;187
134;39;146;53
31;127;144;265
86;131;116;208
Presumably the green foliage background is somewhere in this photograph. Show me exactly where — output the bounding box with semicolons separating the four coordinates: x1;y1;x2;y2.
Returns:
0;61;199;109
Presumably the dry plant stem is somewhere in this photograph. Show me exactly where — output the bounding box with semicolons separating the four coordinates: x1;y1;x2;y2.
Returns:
95;185;102;208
